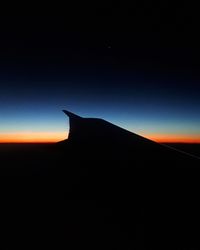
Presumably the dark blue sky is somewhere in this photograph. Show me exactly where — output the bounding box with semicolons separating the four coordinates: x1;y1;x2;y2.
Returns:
0;7;200;142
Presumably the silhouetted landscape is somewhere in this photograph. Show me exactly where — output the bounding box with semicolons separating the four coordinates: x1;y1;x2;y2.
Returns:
0;110;199;249
164;143;200;158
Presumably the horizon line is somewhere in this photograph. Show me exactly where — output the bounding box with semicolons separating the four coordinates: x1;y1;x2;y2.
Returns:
0;141;200;144
0;131;199;144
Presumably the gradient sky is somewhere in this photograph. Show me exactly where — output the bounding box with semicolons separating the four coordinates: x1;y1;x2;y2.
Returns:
0;8;200;143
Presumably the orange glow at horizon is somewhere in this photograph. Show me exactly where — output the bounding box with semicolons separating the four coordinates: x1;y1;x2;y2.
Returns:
145;133;200;143
0;131;200;143
0;131;68;143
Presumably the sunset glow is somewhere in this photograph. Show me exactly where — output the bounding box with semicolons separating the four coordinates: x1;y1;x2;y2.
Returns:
0;131;199;143
0;132;68;143
145;133;200;143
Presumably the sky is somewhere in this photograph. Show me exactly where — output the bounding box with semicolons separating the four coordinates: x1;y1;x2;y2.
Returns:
0;6;200;143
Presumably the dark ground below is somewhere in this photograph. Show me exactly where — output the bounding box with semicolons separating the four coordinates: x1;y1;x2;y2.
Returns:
0;143;200;249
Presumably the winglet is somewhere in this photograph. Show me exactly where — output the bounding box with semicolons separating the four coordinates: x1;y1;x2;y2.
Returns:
62;110;83;119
